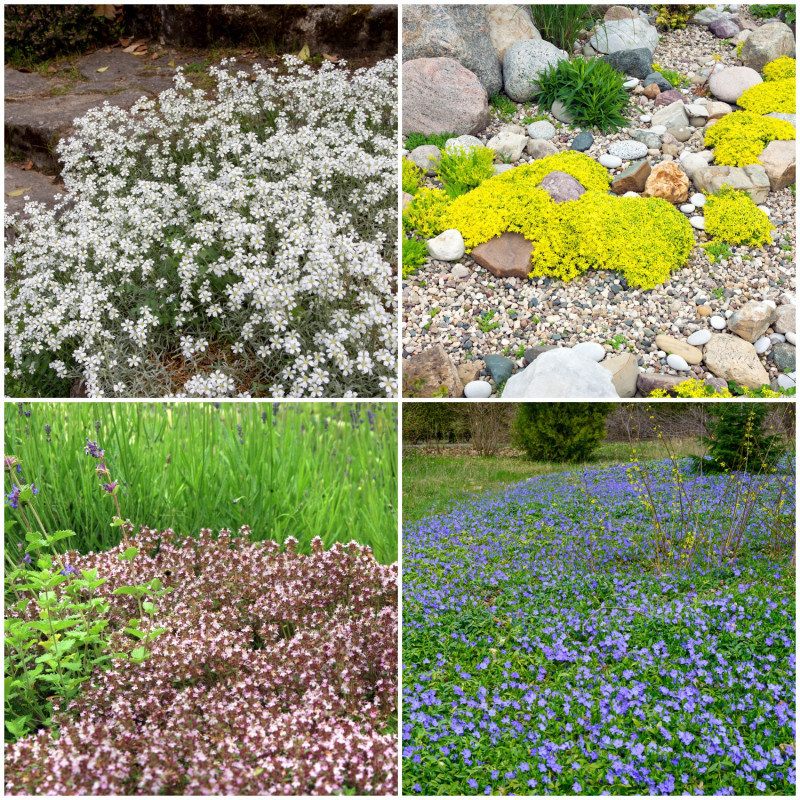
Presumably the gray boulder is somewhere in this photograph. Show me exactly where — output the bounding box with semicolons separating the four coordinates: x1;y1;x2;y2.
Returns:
589;17;659;56
693;164;771;205
503;39;568;102
740;21;796;72
402;4;503;97
708;18;740;39
642;71;672;91
601;47;653;79
538;171;586;203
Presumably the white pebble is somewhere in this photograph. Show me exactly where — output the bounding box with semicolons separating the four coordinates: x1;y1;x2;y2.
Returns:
599;154;623;168
769;333;787;343
687;330;712;346
754;336;772;354
572;341;606;362
650;125;667;135
680;203;696;213
623;78;639;88
640;114;651;123
656;350;667;358
786;331;797;345
623;191;639;198
689;216;706;230
710;316;727;330
464;380;493;399
690;192;706;207
757;204;772;216
427;229;465;262
667;354;690;371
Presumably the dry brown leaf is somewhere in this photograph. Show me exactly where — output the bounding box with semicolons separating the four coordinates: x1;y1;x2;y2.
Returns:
119;37;132;47
94;5;117;20
7;187;32;197
21;160;34;171
132;49;148;57
103;46;112;53
96;66;109;73
322;53;338;63
17;67;31;73
150;52;160;60
46;65;58;73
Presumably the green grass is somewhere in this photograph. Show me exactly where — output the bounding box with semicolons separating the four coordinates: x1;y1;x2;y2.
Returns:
402;439;705;522
5;402;398;563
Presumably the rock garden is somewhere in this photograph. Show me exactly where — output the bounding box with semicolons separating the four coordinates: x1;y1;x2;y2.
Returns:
401;3;797;398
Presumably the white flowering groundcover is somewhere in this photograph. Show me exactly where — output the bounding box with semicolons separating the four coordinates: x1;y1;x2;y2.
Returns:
5;57;398;398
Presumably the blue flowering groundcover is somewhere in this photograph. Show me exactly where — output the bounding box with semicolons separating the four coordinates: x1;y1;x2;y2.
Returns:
402;458;796;796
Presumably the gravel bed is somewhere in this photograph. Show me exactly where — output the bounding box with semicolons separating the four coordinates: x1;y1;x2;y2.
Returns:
402;10;797;391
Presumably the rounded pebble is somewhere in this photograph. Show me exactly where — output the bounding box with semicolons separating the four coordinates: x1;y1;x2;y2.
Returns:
667;353;690;371
650;125;667;135
757;204;772;216
786;331;797;345
608;140;649;160
622;190;640;198
464;380;493;399
689;216;706;230
572;341;606;362
623;78;639;88
769;333;787;343
754;336;772;354
640;114;651;123
710;316;727;330
528;121;557;140
687;330;712;346
680;203;696;213
599;154;623;168
690;193;706;207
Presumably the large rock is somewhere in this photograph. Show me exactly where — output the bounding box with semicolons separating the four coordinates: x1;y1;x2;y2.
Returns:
403;58;490;136
470;232;533;279
703;335;771;389
636;372;688;396
538;170;585;203
503;39;568;102
708;18;740;39
604;6;638;22
772;342;796;373
402;344;464;397
588;18;659;55
651;100;690;129
485;4;541;62
740;21;796;72
402;4;503;96
126;4;397;59
691;8;733;26
728;300;778;343
774;305;796;334
643;161;690;204
601;47;653;79
501;348;619;398
692;164;771;205
679;151;711;180
600;353;639;397
4;67;49;97
610;159;651;194
526;138;559;159
708;66;762;103
758;140;796;192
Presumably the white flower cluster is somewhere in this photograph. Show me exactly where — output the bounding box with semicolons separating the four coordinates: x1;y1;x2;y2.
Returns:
5;55;398;398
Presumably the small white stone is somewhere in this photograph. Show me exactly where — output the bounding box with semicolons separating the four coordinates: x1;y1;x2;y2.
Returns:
451;264;470;278
599;154;623;168
786;331;797;345
667;353;690;371
757;204;772;216
572;341;605;362
687;330;712;346
769;332;787;343
778;374;796;389
650;125;667;135
622;190;639;198
640;114;651;123
623;78;639;88
754;336;772;354
680;203;696;213
427;229;465;262
689;216;706;230
656;350;667;358
710;315;727;330
464;380;493;398
690;192;706;207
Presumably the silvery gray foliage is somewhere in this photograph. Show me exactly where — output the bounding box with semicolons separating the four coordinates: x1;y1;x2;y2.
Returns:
5;55;398;398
